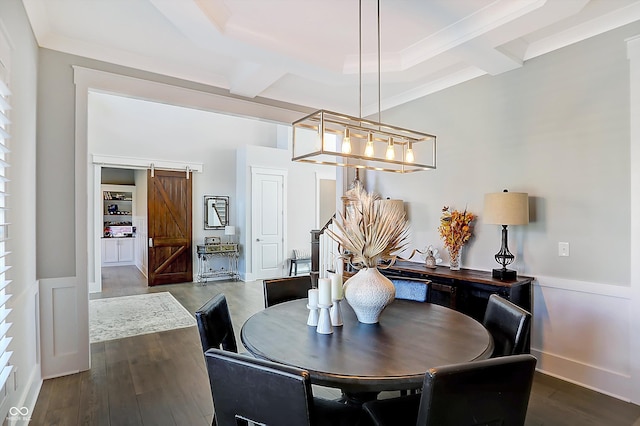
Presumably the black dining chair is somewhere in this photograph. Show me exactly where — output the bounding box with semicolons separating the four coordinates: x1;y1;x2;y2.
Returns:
204;348;364;426
263;275;313;308
483;294;531;357
363;354;537;426
195;293;238;354
388;277;430;302
195;294;240;426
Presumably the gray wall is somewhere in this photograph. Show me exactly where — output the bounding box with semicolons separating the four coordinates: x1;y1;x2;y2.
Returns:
369;21;637;286
37;49;77;278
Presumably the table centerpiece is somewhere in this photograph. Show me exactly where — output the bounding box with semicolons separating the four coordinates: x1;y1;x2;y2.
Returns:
326;182;409;324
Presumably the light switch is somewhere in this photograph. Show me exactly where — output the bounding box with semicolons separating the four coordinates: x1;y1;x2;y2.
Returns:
558;242;570;257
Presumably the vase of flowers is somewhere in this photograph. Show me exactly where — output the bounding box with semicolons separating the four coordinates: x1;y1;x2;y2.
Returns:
449;247;462;271
327;182;409;324
438;206;475;271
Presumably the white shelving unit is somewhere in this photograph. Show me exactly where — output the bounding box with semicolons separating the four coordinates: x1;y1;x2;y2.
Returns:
101;184;136;266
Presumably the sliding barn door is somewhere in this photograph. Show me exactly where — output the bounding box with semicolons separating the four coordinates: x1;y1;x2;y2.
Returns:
148;170;193;285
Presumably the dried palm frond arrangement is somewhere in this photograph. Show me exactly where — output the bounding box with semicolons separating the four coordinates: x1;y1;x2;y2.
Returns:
326;182;410;269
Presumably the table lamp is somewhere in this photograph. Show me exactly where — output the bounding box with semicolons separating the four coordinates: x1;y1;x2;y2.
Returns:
224;225;236;244
483;190;529;280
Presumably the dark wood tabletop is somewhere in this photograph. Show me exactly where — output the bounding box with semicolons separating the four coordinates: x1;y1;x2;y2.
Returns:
241;298;493;393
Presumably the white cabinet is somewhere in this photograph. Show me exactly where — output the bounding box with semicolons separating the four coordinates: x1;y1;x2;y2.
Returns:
102;239;119;263
102;238;135;266
118;238;134;262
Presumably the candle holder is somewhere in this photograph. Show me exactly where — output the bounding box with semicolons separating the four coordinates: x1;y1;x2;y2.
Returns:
316;303;333;334
307;304;319;327
330;298;343;326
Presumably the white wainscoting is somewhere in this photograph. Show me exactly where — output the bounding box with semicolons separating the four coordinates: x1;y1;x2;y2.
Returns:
532;276;632;401
39;276;90;379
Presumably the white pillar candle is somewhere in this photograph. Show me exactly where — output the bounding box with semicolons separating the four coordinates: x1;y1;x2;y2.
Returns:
318;278;332;306
330;273;343;300
308;289;319;308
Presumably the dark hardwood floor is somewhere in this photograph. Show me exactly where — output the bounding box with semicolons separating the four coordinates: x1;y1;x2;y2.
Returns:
30;266;640;425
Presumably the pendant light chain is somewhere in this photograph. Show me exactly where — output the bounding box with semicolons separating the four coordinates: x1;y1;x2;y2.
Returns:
358;0;381;123
377;0;381;125
359;0;362;119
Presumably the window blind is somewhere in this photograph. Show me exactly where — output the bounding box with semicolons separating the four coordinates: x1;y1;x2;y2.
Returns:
0;58;13;391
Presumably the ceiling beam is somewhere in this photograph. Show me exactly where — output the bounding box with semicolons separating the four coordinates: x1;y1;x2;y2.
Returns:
229;61;286;98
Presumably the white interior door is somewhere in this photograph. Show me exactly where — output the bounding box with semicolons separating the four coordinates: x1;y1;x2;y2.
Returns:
252;168;286;279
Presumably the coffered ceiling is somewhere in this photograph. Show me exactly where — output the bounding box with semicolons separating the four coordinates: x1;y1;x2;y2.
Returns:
21;0;640;116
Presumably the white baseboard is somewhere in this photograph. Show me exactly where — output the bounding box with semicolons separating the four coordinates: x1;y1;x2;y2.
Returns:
11;365;42;426
136;262;148;278
532;347;631;402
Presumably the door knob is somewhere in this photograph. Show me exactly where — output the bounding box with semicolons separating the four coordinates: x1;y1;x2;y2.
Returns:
256;238;261;242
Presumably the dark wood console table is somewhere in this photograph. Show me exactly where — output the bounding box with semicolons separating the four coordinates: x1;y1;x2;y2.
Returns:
382;260;534;326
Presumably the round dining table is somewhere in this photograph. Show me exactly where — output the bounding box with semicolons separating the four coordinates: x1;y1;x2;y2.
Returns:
241;298;493;399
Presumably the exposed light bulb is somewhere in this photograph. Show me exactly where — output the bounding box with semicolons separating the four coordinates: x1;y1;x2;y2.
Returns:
341;128;352;154
364;133;375;157
386;137;395;160
406;142;415;163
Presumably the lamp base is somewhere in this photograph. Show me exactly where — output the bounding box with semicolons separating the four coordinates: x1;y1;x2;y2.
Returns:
492;268;517;280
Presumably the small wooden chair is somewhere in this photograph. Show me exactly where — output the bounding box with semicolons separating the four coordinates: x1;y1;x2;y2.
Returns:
289;248;311;276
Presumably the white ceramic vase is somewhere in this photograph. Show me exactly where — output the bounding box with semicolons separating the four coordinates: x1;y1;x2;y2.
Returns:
343;267;395;324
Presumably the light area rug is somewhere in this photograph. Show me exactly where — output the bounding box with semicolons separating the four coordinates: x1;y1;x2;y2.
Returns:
89;292;196;343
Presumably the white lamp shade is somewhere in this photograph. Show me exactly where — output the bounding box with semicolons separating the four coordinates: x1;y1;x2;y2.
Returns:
483;192;529;225
224;225;236;236
376;199;404;215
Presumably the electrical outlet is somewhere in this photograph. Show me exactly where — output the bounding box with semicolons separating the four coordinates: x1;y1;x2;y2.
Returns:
558;242;570;257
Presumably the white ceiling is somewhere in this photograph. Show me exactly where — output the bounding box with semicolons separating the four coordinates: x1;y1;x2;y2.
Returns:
21;0;640;116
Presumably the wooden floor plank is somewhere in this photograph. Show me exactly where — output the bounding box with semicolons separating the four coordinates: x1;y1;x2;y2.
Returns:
46;373;81;423
136;386;177;426
30;265;640;425
106;359;143;426
77;368;109;426
29;379;53;425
